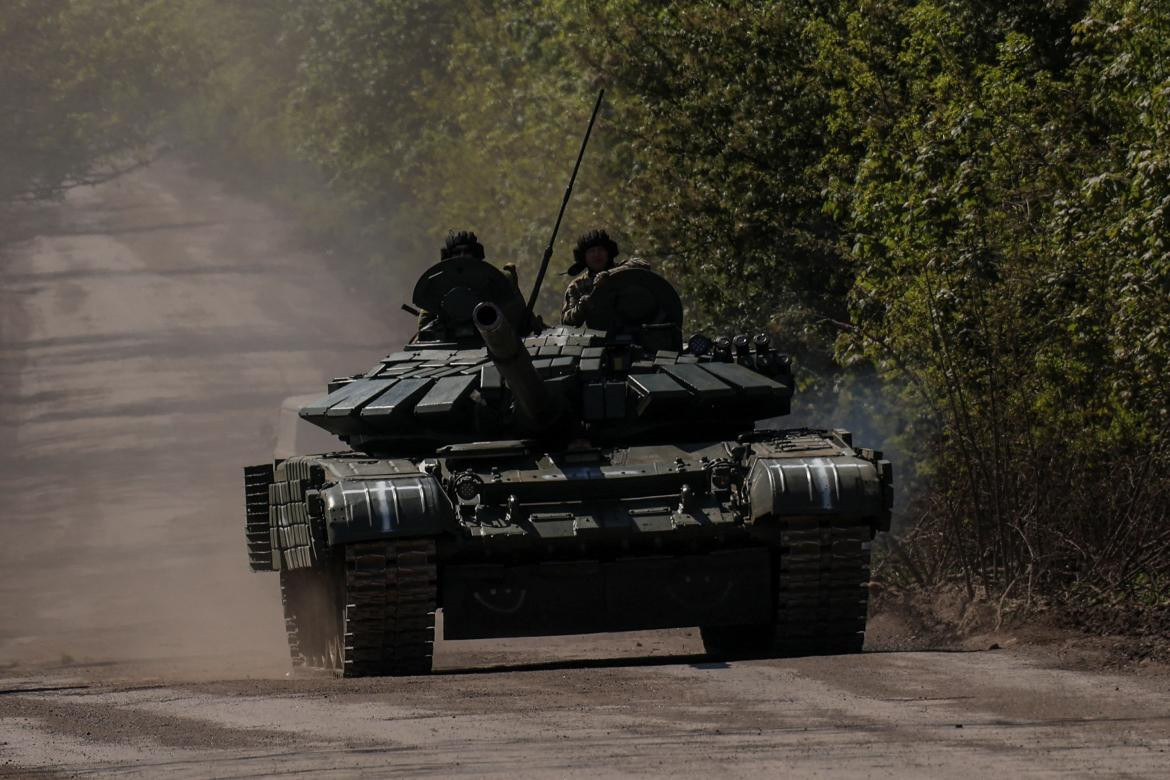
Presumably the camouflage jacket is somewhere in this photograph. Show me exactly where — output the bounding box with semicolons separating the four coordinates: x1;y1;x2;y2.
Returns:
561;273;596;326
561;259;649;326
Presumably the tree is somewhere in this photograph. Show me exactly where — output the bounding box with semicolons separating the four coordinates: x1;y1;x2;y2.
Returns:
0;0;201;204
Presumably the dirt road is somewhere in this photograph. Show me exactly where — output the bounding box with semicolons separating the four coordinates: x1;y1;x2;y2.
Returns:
2;161;1168;778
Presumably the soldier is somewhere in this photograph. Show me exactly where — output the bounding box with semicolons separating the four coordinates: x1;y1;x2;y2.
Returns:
417;230;486;333
561;229;631;325
440;230;485;261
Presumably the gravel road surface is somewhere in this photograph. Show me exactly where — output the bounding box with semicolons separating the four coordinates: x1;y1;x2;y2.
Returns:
1;161;1167;778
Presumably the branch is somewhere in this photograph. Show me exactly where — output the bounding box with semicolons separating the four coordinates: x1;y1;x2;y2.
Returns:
3;150;167;204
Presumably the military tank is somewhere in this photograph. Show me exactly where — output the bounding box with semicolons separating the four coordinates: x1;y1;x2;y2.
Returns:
243;253;892;676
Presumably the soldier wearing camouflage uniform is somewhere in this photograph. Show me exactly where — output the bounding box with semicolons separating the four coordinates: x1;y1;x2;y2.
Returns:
562;230;646;326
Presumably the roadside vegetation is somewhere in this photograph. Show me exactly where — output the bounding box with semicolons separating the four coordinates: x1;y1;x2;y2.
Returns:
0;0;200;202
4;0;1167;627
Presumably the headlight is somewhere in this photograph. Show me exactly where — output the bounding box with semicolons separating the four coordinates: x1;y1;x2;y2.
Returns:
709;463;735;491
687;332;712;356
453;472;483;501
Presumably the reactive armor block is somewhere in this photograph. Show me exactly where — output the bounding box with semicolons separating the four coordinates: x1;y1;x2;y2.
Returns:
243;262;891;676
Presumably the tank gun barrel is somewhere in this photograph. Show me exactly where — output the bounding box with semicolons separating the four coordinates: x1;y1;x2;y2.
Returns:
473;302;561;429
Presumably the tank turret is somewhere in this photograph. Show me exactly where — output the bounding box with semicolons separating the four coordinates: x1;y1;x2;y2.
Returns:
411;255;529;347
297;263;799;447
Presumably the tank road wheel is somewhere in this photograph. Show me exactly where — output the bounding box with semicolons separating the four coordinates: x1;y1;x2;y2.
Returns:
341;539;438;677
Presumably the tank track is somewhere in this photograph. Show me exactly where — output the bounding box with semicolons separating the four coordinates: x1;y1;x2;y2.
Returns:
772;518;871;654
279;539;438;677
342;539;438;677
701;519;872;658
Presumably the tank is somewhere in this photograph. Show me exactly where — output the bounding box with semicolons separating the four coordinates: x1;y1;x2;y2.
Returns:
243;257;893;676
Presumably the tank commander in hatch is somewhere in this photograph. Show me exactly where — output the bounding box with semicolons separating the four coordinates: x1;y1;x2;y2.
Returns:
417;230;487;333
442;229;521;287
440;229;485;262
561;229;647;326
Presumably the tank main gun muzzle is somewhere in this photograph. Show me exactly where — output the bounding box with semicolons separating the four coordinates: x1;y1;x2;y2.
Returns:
473;302;561;430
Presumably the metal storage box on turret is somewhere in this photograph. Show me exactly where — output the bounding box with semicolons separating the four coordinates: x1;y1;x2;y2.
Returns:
242;256;892;676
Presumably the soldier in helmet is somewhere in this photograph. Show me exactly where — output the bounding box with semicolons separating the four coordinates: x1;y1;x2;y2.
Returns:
436;230;521;289
418;230;486;333
440;230;485;262
562;229;647;326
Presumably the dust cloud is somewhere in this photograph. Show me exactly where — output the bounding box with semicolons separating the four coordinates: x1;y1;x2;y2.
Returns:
0;158;413;679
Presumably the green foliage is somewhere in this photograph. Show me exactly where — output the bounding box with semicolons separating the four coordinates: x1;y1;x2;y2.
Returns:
1071;0;1170;429
587;1;848;371
0;0;202;203
396;0;617;305
821;0;1170;599
9;0;1168;607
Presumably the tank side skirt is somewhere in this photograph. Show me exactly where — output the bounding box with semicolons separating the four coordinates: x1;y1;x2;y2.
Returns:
280;570;306;668
279;561;342;673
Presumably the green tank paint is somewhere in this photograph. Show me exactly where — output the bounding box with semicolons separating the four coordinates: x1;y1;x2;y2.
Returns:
243;260;892;676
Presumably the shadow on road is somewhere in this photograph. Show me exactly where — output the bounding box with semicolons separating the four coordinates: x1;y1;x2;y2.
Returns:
434;652;719;676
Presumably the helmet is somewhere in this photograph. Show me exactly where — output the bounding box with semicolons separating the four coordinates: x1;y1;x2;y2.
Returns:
566;229;620;275
441;230;485;260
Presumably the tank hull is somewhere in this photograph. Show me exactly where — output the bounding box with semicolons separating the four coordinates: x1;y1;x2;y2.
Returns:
442;547;772;639
245;428;890;675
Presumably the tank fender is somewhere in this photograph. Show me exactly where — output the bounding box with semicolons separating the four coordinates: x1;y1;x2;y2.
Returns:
319;474;455;545
747;455;889;530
